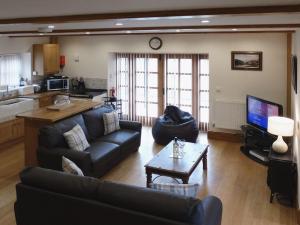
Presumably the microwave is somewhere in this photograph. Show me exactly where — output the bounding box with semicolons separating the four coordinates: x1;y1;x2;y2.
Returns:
47;78;69;91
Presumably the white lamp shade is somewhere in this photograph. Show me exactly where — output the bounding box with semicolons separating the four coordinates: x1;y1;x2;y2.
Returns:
267;116;294;137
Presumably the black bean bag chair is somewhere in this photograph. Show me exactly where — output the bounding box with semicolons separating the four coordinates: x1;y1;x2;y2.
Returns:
152;106;199;145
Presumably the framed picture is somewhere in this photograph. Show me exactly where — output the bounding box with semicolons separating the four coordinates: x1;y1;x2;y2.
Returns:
292;55;297;94
231;51;263;71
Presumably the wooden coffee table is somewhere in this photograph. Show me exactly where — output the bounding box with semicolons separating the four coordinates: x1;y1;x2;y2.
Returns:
145;141;208;187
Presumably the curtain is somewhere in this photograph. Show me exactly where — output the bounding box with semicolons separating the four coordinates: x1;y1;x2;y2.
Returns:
0;54;21;86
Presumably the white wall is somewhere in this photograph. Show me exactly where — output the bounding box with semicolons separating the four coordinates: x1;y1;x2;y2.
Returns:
291;30;300;207
0;36;49;83
59;33;287;127
0;37;48;54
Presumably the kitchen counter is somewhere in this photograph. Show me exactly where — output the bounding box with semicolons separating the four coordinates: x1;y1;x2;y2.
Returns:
20;91;65;99
17;99;101;122
17;99;102;166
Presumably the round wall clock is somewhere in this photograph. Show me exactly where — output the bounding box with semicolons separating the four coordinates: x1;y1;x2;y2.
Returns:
149;37;162;50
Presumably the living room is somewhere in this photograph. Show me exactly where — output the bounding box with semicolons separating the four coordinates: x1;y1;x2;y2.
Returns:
0;1;300;225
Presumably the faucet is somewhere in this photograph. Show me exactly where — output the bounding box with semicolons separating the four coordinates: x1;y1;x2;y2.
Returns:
3;85;11;98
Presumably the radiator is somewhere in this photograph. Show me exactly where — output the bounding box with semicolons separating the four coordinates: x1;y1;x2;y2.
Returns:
213;99;246;130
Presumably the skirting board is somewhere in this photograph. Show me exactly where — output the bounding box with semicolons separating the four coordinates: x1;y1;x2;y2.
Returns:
207;130;243;143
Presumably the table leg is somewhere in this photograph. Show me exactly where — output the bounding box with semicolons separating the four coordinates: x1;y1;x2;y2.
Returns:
146;170;152;188
203;151;207;170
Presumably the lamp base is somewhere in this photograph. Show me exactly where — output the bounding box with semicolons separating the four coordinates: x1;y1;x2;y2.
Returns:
272;136;288;154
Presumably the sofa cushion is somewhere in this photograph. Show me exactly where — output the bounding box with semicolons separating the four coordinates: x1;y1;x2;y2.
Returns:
97;129;139;146
103;111;120;135
85;141;120;173
149;183;200;198
39;114;90;148
97;181;204;225
63;124;90;151
82;105;114;140
62;156;84;176
20;167;100;199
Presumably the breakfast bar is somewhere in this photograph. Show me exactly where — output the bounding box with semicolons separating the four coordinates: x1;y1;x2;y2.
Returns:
17;99;101;166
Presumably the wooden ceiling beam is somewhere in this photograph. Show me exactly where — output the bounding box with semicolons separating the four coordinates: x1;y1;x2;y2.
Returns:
0;4;300;24
9;30;295;38
8;30;295;38
0;24;299;34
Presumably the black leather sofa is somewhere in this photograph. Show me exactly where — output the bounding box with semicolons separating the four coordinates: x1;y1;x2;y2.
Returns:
37;105;142;177
152;106;199;145
15;167;223;225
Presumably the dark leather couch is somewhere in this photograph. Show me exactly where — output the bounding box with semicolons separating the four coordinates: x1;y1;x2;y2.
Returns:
15;167;223;225
152;106;199;145
37;105;142;177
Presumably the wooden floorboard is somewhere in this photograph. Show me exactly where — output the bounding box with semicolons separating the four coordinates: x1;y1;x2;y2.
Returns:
0;127;296;225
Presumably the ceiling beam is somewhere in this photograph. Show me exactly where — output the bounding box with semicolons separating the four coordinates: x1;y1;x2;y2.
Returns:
1;24;299;34
9;30;295;38
0;4;300;24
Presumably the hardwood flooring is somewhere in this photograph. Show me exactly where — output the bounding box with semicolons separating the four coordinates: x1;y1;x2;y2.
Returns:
0;127;297;225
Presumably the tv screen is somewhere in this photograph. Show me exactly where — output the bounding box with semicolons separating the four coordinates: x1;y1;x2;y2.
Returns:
247;95;283;131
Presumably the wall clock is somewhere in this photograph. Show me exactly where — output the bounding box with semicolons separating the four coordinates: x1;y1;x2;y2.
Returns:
149;37;162;50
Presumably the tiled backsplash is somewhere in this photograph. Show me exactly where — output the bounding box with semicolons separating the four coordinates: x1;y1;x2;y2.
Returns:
81;78;107;89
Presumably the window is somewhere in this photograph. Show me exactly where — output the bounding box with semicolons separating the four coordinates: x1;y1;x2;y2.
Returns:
198;58;209;131
135;56;159;118
116;53;209;130
0;54;21;86
165;55;193;114
116;54;130;116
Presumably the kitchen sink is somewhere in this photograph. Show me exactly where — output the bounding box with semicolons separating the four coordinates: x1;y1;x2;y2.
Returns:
0;98;36;122
0;98;29;106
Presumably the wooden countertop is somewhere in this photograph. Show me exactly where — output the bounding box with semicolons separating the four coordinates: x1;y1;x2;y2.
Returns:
20;91;65;99
17;99;101;123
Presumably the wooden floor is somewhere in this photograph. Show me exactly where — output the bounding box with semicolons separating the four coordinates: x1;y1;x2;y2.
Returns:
0;127;297;225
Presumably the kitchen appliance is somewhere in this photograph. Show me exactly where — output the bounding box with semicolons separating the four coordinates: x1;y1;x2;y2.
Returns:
47;77;69;91
33;84;41;93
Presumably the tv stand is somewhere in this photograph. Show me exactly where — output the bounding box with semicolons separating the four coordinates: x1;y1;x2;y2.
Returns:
240;125;276;165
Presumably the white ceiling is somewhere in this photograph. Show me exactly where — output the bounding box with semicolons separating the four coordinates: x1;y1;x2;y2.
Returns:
0;0;299;36
1;0;299;19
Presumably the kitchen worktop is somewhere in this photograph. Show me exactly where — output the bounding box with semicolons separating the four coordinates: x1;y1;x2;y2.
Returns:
17;99;101;123
20;91;64;99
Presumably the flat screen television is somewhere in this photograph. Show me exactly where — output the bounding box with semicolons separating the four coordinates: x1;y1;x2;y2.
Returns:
247;95;283;131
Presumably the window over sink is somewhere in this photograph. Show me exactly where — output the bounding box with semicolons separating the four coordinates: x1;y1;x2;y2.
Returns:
0;53;31;87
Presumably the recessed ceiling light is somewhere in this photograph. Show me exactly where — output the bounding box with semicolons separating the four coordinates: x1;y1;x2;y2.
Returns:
201;20;210;23
39;33;44;36
126;31;132;34
232;28;238;31
115;22;123;26
85;32;91;35
176;29;181;32
48;25;55;29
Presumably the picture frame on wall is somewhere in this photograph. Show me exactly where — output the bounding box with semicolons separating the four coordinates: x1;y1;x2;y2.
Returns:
231;51;263;71
292;55;297;94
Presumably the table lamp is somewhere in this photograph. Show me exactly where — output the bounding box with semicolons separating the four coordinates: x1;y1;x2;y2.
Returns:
267;116;294;153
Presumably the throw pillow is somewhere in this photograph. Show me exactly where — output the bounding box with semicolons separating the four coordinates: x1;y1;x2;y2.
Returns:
149;183;199;198
62;156;84;176
63;124;90;151
103;111;120;135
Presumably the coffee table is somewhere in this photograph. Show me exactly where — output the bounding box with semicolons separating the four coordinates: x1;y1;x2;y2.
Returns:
145;141;208;187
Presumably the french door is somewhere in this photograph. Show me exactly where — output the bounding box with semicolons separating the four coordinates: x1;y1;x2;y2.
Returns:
165;54;194;114
134;54;161;125
116;53;209;130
